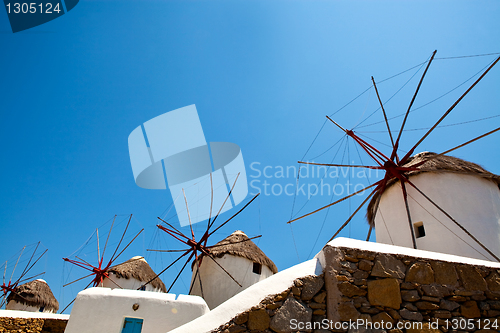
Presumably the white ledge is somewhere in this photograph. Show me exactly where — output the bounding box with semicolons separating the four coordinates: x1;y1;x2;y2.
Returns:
320;237;500;268
0;309;69;320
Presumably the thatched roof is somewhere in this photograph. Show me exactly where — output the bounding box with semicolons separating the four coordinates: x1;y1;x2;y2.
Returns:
7;279;59;312
203;230;278;274
367;152;500;226
108;256;166;292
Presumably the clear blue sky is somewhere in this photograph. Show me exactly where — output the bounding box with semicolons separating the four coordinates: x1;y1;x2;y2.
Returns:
1;0;499;312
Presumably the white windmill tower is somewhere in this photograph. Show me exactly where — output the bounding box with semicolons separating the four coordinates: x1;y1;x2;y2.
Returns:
367;152;500;261
189;230;277;309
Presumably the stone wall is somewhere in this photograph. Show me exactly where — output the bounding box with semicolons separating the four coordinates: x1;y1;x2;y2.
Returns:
0;317;67;333
210;245;500;332
213;274;326;333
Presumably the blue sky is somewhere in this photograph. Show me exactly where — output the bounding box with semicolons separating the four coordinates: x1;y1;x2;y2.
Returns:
1;0;499;312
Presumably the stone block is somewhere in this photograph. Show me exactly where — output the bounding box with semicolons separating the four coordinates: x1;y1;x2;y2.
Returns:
270;297;312;333
456;265;487;291
460;300;481;318
405;262;434;284
248;308;270;331
371;254;405;279
367;278;401;309
301;275;325;301
430;261;459;287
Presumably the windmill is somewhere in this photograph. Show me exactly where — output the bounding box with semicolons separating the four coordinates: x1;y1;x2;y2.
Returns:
61;214;144;312
1;242;47;309
288;51;500;261
144;173;262;301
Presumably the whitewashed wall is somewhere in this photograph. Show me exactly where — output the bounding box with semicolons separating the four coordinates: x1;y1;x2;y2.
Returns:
374;172;500;261
64;288;209;333
5;302;55;313
190;254;274;309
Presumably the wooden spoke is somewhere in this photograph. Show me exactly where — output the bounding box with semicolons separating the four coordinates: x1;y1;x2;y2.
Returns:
400;181;417;249
208;173;241;230
392;50;437;161
60;280;93;313
366;225;373;241
404;177;500;261
63;273;95;288
182;188;195;240
403;55;500;163
9;246;26;283
298;161;382;169
147;249;191;253
429;126;500;161
209;193;260;237
108;229;144;264
167;252;195;293
288;182;380;224
206;254;242;287
139;251;189;290
101;215;117;262
372;76;395;149
109;214;133;263
105;276;123;289
328;188;377;242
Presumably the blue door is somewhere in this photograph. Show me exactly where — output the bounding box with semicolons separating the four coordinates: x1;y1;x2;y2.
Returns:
121;318;143;333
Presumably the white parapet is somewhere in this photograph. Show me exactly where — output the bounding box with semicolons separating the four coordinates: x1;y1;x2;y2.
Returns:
0;309;69;320
170;257;323;333
64;288;209;333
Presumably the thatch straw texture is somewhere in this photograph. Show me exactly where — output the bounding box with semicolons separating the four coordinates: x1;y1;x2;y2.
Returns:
108;256;166;292
206;230;278;274
367;152;500;226
7;279;59;312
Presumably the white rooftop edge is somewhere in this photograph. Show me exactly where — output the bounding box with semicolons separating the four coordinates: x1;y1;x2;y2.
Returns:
170;237;500;333
169;258;322;333
320;237;500;268
0;309;69;320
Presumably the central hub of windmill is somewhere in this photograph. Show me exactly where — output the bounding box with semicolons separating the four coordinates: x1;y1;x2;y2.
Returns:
383;160;401;179
187;239;208;253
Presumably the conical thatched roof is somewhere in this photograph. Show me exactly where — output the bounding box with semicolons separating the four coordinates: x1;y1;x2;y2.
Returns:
205;230;278;274
367;152;500;226
7;279;59;312
107;256;166;292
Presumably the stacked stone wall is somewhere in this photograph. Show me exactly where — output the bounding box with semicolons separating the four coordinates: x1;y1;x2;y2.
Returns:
0;317;67;333
211;245;500;332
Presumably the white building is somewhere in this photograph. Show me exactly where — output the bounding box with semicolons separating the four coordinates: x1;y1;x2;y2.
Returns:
64;288;209;333
190;230;277;309
102;256;166;292
368;152;500;261
6;279;59;313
